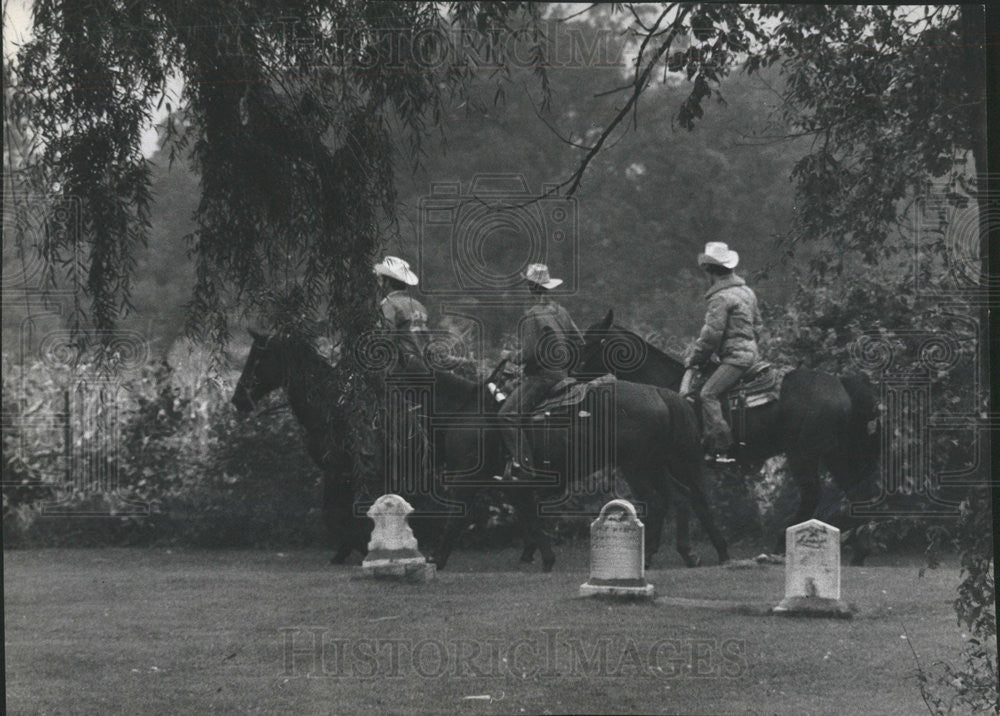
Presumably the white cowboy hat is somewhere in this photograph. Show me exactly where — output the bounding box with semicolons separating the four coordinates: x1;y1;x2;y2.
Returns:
697;242;739;269
522;263;563;289
373;256;418;286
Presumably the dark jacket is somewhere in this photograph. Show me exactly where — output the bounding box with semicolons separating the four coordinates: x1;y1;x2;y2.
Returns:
512;299;584;376
687;274;762;369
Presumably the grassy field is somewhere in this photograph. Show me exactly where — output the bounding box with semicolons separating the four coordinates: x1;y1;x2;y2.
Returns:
5;545;967;714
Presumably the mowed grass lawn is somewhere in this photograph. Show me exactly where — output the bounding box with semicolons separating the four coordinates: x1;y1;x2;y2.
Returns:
5;545;965;714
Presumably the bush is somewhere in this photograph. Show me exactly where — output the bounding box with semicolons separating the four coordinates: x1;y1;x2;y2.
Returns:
2;355;325;548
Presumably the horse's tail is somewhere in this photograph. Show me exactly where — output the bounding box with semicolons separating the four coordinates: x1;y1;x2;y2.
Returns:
839;373;881;474
840;373;879;432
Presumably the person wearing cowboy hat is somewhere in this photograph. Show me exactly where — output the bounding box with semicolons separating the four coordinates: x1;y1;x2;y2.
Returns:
374;256;430;369
497;263;584;479
681;242;763;461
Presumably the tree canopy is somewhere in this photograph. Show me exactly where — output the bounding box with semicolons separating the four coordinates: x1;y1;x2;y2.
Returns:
8;1;548;346
7;2;991;343
561;4;990;274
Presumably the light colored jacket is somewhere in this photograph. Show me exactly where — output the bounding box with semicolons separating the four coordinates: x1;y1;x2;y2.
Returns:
687;274;762;369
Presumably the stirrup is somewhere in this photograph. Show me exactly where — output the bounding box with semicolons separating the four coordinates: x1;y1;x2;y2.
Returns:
704;448;736;465
492;460;520;482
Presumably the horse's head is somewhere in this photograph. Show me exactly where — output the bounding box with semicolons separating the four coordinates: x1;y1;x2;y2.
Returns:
576;309;647;378
232;330;288;412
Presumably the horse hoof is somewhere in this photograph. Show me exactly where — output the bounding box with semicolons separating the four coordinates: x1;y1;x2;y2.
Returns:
542;556;555;573
682;555;701;568
520;555;534;564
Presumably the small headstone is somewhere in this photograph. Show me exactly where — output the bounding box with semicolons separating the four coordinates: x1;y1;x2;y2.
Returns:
361;494;435;583
771;519;852;618
580;499;654;599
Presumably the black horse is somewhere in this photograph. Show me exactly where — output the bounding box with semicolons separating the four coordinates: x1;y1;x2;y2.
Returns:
230;331;556;569
578;310;881;563
231;330;371;563
232;331;729;570
427;366;730;570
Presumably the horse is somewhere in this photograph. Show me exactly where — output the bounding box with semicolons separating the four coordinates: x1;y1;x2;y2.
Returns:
230;331;551;568
428;364;731;571
231;331;729;571
414;364;560;571
231;330;372;563
577;310;881;564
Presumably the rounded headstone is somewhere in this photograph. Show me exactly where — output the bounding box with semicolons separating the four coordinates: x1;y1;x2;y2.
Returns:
580;499;653;599
362;494;434;582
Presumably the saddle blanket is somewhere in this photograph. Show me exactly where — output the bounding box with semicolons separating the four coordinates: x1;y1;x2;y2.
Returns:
725;363;784;410
535;374;617;414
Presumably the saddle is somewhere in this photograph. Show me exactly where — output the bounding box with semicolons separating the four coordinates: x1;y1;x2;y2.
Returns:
690;361;784;448
533;374;617;415
722;361;781;409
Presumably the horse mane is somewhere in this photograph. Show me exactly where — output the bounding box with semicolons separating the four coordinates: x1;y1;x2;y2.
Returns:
607;321;686;370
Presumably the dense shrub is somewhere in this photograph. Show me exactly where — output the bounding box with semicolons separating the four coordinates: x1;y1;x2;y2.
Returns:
3;355;325;548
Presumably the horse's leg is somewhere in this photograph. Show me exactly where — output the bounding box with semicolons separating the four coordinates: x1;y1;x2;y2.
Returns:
826;458;877;566
325;477;359;564
666;453;729;565
430;498;474;571
672;492;700;568
622;470;668;569
775;453;822;554
511;488;554;572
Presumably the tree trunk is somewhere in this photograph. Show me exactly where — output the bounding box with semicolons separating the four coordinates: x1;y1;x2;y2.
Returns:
958;4;990;274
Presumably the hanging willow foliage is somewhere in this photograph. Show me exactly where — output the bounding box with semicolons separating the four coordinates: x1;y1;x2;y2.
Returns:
9;0;548;487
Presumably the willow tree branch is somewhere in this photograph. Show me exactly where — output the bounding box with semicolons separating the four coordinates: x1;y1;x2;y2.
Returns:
561;4;691;196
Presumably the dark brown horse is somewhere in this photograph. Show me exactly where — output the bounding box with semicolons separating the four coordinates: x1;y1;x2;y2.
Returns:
230;331;555;569
577;310;881;563
428;367;730;570
231;331;371;563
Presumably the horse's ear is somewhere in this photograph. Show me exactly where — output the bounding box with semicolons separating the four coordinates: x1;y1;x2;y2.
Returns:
598;309;614;330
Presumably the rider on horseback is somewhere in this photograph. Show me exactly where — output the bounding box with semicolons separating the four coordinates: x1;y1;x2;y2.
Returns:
680;242;764;463
374;256;430;371
497;264;584;480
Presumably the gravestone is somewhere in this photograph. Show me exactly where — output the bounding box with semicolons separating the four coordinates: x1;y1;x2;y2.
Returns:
579;499;654;599
771;519;852;618
361;494;435;583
